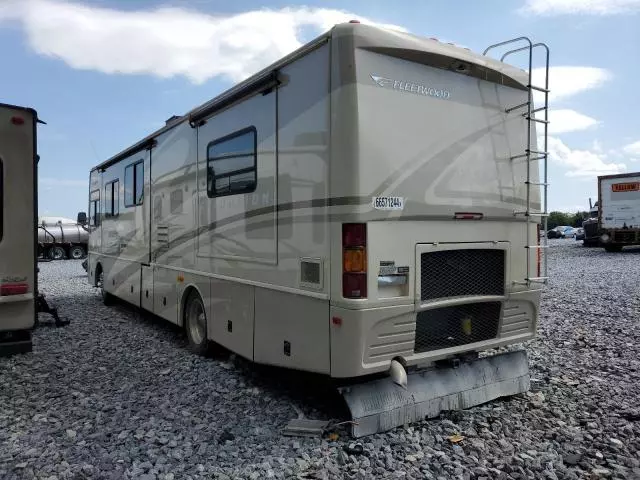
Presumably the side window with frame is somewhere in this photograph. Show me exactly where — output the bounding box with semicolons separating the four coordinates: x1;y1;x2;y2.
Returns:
207;127;257;198
90;190;100;227
125;160;144;207
104;180;119;218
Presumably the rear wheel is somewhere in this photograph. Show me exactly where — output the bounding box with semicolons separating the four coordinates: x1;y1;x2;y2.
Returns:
69;245;86;260
48;246;66;260
184;290;209;356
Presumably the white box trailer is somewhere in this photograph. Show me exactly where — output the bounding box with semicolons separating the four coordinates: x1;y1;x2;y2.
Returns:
0;103;39;355
82;23;550;436
597;172;640;252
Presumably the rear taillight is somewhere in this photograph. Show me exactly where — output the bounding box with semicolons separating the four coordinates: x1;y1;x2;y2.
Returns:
454;212;483;220
342;223;367;299
0;282;29;296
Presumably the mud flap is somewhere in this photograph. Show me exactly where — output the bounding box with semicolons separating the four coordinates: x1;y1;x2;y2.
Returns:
339;349;530;438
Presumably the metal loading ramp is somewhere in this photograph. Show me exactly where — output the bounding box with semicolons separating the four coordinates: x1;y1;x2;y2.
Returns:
339;350;531;438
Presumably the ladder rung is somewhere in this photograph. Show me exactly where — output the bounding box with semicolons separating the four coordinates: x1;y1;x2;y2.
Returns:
525;245;549;249
505;101;529;113
525;181;549;186
528;85;549;93
528;149;548;155
511;153;548;161
531;106;547;114
525;116;549;124
514;211;548;217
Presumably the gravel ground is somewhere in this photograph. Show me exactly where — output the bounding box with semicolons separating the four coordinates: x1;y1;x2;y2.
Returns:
1;240;640;480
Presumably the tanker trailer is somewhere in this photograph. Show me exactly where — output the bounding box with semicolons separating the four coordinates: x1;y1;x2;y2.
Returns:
38;222;89;260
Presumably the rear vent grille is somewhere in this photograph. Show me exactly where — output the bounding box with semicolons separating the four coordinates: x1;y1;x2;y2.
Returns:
420;249;505;301
300;258;322;289
414;302;502;353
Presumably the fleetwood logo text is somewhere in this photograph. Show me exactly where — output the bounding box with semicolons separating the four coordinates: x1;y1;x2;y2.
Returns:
370;74;451;100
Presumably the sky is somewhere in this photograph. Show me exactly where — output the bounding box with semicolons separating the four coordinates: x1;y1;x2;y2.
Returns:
1;0;639;218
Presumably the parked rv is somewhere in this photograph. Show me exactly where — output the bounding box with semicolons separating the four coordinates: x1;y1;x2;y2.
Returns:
597;173;640;252
81;24;549;436
0;103;39;355
0;103;67;356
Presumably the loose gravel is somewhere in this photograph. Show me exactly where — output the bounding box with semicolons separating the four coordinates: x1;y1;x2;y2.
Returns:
1;240;640;480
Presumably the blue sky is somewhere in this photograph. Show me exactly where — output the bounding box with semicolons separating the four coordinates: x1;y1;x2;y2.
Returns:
1;0;639;218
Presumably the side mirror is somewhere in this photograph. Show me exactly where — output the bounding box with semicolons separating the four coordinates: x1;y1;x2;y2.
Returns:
77;212;87;225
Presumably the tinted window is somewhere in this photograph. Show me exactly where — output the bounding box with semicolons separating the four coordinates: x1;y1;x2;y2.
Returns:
89;190;100;227
125;160;144;207
135;162;144;205
104;182;113;217
90;196;100;227
207;127;257;197
113;180;119;216
124;164;134;207
105;180;120;217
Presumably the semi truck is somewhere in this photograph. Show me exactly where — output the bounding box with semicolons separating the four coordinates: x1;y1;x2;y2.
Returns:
38;220;89;260
597;172;640;252
581;198;599;247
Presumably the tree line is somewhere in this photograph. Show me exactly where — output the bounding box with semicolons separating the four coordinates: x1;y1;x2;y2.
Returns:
547;211;592;230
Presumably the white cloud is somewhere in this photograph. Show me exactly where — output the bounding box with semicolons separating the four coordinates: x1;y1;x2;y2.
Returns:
0;0;407;84
520;0;640;15
547;136;626;177
40;177;87;187
592;139;604;153
531;66;612;103
623;140;640;156
547;109;599;134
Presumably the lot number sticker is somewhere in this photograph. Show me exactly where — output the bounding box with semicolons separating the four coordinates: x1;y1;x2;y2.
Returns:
372;196;405;211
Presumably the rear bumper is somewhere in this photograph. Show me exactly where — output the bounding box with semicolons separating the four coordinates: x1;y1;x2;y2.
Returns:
329;290;539;378
600;228;640;246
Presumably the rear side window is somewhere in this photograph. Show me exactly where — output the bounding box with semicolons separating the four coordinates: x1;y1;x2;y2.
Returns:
125;160;144;207
207;127;257;197
0;158;3;242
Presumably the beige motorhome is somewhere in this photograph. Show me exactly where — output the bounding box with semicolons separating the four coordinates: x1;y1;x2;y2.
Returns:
0;103;39;356
84;23;550;436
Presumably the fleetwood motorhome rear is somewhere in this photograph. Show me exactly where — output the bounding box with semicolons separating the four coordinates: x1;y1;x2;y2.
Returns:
0;103;39;356
84;24;550;436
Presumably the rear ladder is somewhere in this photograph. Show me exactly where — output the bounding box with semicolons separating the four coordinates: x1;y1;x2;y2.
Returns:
483;38;550;287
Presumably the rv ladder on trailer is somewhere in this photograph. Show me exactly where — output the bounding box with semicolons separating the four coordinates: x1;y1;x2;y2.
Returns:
483;38;550;287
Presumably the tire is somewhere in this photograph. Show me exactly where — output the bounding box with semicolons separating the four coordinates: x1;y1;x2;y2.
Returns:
184;290;209;356
98;269;113;305
69;245;86;260
604;245;623;253
48;246;66;261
